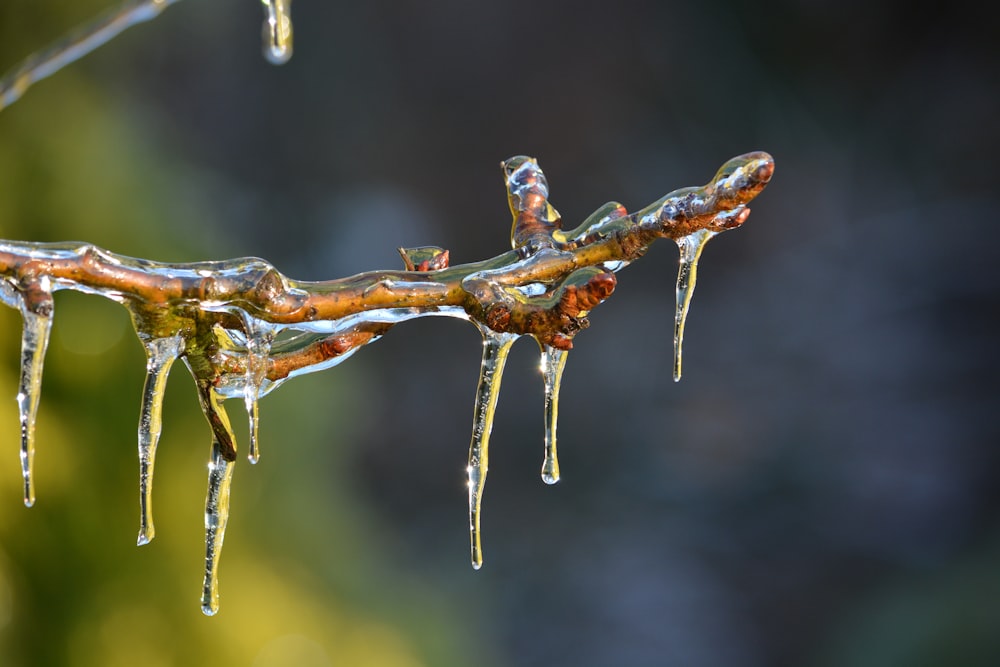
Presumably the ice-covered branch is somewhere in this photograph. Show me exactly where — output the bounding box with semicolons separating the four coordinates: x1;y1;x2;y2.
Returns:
0;0;182;112
0;151;773;613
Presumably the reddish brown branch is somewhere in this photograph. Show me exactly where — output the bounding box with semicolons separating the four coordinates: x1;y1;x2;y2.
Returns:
1;152;773;388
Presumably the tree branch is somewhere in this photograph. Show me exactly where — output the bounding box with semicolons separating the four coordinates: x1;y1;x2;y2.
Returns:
1;151;773;612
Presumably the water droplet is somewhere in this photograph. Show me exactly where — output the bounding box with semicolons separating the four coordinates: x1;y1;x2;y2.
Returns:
261;0;293;65
539;345;569;484
16;284;54;507
673;229;716;382
467;328;517;569
136;335;183;545
201;441;235;616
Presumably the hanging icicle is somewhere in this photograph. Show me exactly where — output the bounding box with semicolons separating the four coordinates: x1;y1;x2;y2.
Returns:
241;318;275;464
194;381;238;616
538;344;569;485
467;328;518;570
672;229;716;382
136;335;184;545
201;440;235;616
15;280;54;508
261;0;293;65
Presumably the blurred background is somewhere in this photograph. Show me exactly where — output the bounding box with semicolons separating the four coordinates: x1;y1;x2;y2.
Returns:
0;1;998;665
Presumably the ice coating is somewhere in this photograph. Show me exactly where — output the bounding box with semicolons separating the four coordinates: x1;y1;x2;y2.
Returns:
137;335;183;545
261;0;293;65
467;329;517;569
673;229;716;382
16;283;54;507
539;345;569;485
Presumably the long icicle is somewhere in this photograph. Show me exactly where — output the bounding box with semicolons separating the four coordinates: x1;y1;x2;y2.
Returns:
673;229;716;382
136;335;184;545
16;283;54;508
201;440;235;616
195;384;238;616
539;345;569;485
467;330;517;570
260;0;294;65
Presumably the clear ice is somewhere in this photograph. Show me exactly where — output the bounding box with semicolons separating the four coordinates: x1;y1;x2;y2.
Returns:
194;381;239;617
241;319;275;464
467;329;517;570
13;282;55;508
673;229;716;382
539;344;569;485
201;441;235;616
137;335;184;545
261;0;294;65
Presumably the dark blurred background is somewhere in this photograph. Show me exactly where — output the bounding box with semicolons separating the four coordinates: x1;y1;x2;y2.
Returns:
1;1;998;665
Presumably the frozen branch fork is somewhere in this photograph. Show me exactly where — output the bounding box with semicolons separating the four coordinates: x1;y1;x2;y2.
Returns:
0;152;773;614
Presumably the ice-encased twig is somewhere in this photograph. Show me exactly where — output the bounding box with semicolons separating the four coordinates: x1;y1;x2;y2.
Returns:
467;329;517;570
0;0;182;112
673;229;716;382
539;345;569;485
261;0;294;65
137;335;184;545
0;152;773;612
16;284;54;508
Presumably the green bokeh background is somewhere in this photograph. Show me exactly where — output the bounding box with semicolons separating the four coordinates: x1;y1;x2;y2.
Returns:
1;1;999;666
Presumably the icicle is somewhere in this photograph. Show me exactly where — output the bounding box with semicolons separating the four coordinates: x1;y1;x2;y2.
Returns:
467;329;517;570
192;380;239;615
673;229;716;382
246;392;261;464
16;283;54;508
136;335;184;545
201;441;235;616
261;0;293;65
242;318;274;464
539;345;569;485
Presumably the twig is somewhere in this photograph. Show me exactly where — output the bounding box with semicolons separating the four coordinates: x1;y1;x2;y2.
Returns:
0;0;182;112
1;151;773;379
